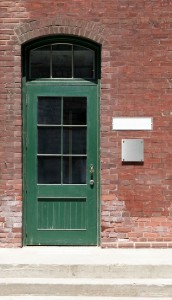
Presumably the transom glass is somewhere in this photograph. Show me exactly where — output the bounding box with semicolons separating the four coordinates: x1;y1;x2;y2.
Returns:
30;44;95;79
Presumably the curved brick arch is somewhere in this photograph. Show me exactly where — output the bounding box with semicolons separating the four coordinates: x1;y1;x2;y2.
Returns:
14;16;105;45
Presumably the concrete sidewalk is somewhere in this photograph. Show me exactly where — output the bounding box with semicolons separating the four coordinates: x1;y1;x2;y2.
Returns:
0;298;172;300
0;247;172;265
0;296;171;300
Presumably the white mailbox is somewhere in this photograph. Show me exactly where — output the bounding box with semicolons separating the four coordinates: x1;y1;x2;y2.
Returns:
122;139;144;162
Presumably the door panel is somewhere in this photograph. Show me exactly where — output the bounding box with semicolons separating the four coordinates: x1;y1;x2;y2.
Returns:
25;84;98;245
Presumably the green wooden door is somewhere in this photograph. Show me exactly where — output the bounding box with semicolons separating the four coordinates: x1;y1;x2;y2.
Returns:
25;83;98;245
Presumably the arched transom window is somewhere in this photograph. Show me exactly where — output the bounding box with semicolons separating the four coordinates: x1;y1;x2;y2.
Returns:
30;43;95;79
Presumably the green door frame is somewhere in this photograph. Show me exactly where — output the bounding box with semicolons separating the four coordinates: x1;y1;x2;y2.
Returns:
22;36;101;246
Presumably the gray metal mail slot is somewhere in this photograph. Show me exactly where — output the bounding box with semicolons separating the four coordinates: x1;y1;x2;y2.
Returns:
122;139;144;162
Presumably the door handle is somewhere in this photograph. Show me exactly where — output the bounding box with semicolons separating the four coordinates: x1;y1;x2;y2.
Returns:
90;164;94;186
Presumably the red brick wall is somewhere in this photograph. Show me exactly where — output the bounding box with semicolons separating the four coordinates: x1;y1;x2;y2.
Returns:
1;0;172;247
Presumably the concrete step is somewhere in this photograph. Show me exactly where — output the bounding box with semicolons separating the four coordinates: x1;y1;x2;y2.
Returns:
0;278;172;297
0;264;172;279
1;298;172;300
1;248;172;297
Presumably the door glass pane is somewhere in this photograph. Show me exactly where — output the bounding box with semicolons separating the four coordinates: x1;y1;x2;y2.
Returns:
38;97;61;124
63;97;86;125
63;157;86;184
38;157;61;184
30;45;50;78
38;128;61;154
74;45;94;78
63;128;86;154
52;44;72;78
37;96;87;185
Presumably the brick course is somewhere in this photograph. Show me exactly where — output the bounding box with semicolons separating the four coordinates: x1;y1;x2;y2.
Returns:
1;0;172;247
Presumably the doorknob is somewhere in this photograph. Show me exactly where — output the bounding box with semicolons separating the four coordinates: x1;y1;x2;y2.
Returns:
90;164;94;186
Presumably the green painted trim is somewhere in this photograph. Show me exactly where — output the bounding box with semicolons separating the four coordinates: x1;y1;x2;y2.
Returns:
97;80;101;246
22;77;27;245
22;35;101;246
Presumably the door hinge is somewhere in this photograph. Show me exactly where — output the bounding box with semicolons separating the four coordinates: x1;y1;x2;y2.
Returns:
26;95;28;107
25;224;27;238
25;136;28;150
